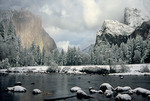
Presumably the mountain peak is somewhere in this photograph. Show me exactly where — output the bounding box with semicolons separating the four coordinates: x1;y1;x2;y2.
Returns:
124;7;150;28
95;7;150;47
102;20;134;36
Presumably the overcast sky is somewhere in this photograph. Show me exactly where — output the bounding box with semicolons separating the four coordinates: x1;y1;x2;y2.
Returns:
0;0;150;51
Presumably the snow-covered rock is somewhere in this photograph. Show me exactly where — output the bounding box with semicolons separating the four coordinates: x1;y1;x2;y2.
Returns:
70;86;81;92
127;90;134;95
99;83;114;92
146;91;150;95
76;89;92;99
131;20;150;40
33;89;41;94
98;90;103;94
102;20;134;36
13;86;26;92
115;94;132;101
6;87;14;91
133;87;150;95
95;20;134;47
95;7;150;48
115;86;131;92
89;87;100;94
124;7;150;28
6;86;26;92
104;90;113;98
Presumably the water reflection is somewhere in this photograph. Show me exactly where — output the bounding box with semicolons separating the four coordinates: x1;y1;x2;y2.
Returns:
0;73;150;101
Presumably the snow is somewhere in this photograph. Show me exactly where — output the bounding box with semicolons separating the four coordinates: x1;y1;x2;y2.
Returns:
127;90;134;95
102;20;134;36
7;86;26;92
76;89;90;99
0;69;7;73
110;64;150;75
6;66;49;73
0;64;150;75
89;87;101;94
115;94;132;101
115;86;131;92
70;86;81;92
89;89;99;93
104;90;113;97
59;65;110;74
97;30;103;36
33;89;41;94
133;87;150;95
6;87;14;91
99;83;114;92
124;8;150;28
77;89;87;96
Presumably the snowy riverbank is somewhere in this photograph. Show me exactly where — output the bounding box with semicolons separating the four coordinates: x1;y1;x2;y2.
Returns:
0;64;150;75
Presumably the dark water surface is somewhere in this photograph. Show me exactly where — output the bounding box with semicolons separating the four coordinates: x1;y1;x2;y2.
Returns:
0;73;150;101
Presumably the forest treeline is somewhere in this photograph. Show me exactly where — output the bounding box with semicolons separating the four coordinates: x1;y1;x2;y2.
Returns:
0;20;150;69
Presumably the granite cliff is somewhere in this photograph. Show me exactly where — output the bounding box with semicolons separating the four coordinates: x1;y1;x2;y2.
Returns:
95;8;150;48
0;9;56;54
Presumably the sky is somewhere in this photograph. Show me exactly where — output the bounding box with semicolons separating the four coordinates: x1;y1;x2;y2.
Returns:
0;0;150;51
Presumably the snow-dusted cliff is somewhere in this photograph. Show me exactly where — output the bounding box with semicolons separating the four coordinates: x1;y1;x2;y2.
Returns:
95;8;150;47
124;8;149;28
102;20;134;36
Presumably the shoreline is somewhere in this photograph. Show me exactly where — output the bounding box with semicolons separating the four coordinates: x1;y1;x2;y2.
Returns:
0;64;150;75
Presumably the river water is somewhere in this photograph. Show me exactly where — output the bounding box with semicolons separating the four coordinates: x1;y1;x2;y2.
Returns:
0;73;150;101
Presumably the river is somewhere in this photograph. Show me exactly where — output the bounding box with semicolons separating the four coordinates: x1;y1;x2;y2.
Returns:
0;73;150;101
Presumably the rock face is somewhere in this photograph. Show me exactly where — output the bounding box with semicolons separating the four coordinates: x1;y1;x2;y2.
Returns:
95;20;134;46
0;9;56;54
130;20;150;40
124;8;149;28
95;8;150;47
101;20;134;36
12;9;56;53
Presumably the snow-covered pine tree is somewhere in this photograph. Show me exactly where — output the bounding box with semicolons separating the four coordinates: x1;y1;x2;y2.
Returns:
143;30;150;63
133;50;141;63
36;45;41;65
6;20;19;66
41;46;46;65
127;38;135;64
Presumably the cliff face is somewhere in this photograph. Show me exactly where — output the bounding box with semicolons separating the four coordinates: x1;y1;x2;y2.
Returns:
124;8;149;28
130;20;150;40
95;20;134;47
12;10;56;53
95;8;150;47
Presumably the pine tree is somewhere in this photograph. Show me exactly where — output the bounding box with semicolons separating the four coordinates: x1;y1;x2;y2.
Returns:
0;21;5;40
133;50;141;63
6;20;18;66
143;30;150;63
127;38;135;64
90;50;95;65
59;49;66;66
41;46;46;65
36;46;41;65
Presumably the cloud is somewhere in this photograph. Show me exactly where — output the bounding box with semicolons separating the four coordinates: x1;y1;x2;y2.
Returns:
40;5;52;15
81;0;101;28
0;0;150;50
57;41;70;52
